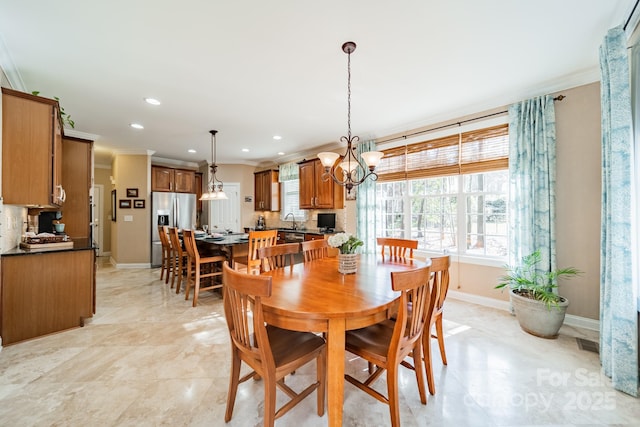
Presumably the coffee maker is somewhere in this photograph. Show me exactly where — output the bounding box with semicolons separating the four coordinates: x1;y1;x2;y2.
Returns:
256;215;266;230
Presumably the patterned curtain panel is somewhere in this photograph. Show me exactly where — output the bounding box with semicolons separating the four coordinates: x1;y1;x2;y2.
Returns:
356;140;378;254
278;162;299;182
599;25;639;397
507;95;557;276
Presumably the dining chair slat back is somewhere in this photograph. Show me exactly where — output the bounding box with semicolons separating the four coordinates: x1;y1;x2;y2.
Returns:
377;237;418;259
301;239;329;262
234;230;278;274
344;265;435;427
222;263;326;426
257;242;300;272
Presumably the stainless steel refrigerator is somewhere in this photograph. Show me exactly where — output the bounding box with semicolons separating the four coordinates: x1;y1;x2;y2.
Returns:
150;192;196;267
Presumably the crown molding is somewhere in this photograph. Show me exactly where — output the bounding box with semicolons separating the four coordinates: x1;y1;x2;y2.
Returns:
0;34;25;91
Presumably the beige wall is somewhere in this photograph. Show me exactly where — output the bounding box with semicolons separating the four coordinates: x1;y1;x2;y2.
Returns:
554;82;601;319
111;154;150;265
94;166;112;254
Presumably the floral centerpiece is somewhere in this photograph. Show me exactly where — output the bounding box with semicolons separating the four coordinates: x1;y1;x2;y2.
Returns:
327;233;363;274
327;232;363;254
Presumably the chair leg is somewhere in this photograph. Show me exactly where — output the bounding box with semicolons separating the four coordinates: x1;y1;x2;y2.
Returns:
165;252;172;284
170;255;178;289
423;328;436;395
435;315;447;365
316;347;326;416
386;364;401;427
175;258;184;294
412;343;427;404
263;373;277;427
185;262;193;301
225;349;241;422
192;266;200;307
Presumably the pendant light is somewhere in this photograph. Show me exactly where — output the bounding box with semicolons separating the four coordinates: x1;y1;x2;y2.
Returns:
200;130;228;200
317;41;383;194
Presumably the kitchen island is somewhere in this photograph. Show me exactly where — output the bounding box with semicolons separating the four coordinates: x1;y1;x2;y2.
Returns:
1;239;96;346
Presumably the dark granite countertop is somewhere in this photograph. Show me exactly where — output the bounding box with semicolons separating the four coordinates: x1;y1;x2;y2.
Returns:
2;238;96;256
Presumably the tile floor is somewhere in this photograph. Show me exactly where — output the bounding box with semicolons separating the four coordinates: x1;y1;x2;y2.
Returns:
0;258;638;426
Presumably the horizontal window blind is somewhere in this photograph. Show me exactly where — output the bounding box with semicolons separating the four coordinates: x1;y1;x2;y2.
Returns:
376;124;508;182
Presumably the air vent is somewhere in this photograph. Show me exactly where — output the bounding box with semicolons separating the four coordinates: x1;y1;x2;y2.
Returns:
576;338;599;354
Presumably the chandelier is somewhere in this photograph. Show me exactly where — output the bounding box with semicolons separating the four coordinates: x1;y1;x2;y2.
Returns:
200;130;228;200
318;41;383;194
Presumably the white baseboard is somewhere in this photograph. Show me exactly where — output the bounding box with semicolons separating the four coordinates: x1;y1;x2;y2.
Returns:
448;290;600;331
109;258;151;269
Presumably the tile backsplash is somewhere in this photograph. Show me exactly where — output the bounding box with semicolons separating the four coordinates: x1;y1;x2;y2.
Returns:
1;204;27;252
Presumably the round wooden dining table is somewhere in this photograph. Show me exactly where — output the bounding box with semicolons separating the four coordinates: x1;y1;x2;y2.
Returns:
260;254;429;427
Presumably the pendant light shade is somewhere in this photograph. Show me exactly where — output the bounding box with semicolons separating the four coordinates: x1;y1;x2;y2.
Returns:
200;130;228;201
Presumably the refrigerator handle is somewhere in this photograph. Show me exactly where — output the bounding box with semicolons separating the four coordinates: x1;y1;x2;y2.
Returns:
174;197;180;228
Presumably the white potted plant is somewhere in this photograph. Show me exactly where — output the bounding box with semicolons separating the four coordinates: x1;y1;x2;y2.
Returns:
495;250;581;338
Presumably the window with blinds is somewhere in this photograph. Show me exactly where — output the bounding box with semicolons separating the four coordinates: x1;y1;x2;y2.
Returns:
376;124;508;181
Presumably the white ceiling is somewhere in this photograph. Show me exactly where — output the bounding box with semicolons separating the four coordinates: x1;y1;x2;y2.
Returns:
0;1;635;167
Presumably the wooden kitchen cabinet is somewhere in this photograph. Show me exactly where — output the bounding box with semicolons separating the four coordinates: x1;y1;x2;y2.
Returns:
151;166;195;193
298;158;344;209
61;136;93;240
195;172;203;212
254;169;280;211
1;88;65;207
304;232;325;241
1;249;95;345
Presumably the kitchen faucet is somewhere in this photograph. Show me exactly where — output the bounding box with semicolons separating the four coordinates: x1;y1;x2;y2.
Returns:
284;213;296;230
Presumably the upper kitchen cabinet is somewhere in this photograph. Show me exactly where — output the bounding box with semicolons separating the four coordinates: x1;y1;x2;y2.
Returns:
2;88;65;207
298;158;344;209
254;170;280;211
151;166;195;193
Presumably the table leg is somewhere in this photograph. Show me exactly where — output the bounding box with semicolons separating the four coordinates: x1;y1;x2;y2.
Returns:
326;318;346;427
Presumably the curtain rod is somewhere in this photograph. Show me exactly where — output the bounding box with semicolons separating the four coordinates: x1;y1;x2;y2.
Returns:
624;0;640;31
376;95;566;145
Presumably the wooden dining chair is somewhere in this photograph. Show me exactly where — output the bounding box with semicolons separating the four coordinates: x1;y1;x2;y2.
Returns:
301;239;328;262
344;265;435;427
257;242;300;272
377;237;418;259
158;225;173;284
182;229;226;307
233;229;278;274
423;255;451;395
167;227;188;293
222;263;326;427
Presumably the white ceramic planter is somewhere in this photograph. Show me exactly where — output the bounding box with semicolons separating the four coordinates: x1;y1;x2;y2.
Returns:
510;289;569;339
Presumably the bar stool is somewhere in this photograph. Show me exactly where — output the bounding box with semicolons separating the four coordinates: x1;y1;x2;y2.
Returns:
182;229;226;307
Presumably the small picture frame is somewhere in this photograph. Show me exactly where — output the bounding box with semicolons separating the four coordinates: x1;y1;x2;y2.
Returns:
119;199;132;209
126;188;138;198
133;199;145;209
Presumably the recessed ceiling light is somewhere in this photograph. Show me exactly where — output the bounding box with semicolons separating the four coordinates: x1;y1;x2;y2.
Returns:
242;148;249;152
144;97;161;105
278;152;285;155
188;149;196;153
273;135;282;140
130;123;144;129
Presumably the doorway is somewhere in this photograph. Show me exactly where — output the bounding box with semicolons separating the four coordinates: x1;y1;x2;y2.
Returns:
93;184;104;256
207;183;241;233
